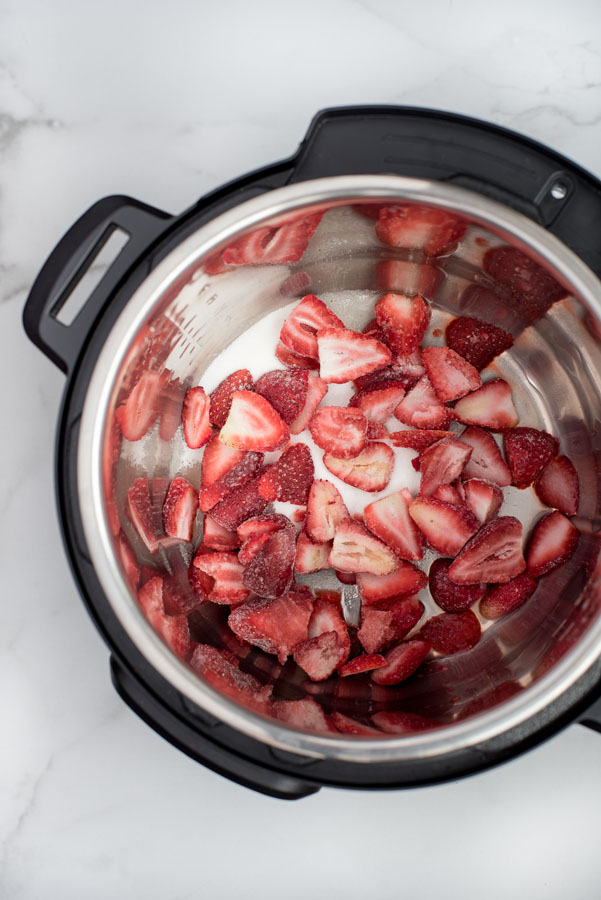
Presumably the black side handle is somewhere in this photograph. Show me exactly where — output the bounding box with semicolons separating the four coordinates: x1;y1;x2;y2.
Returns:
23;196;172;375
579;693;601;735
110;656;320;800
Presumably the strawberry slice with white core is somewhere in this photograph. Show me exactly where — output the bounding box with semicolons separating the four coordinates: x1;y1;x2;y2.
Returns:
431;483;465;506
126;477;161;553
209;369;254;428
275;341;319;370
374;292;431;355
309;406;367;459
339;654;387;677
236;513;294;543
417;436;472;497
295;530;331;573
504;427;560;489
116;371;164;441
162;476;198;541
463;478;503;524
305;479;349;542
200;434;246;488
279;294;344;359
348;383;406;423
289;374;328;435
293;631;348;681
409;497;480;556
388;429;454;451
390;348;426;379
458;426;512;486
534;455;579;516
228;588;314;663
181;386;212;449
448;515;525;584
316;327;391;384
480;572;538;619
364;488;423;560
238;532;272;566
323;442;394;492
202;516;239;551
371;639;431;685
357;565;427;605
329;519;399;575
454;379;518;430
526;511;580;577
422;346;481;402
307;596;350;653
375;205;466;256
219;390;289;452
394;376;451;429
192;551;249;605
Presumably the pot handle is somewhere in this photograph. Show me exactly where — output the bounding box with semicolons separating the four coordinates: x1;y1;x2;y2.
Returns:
23;196;171;375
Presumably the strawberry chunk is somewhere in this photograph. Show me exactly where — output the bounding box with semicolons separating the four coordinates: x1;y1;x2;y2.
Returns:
371;639;431;685
254;368;309;425
126;477;161;553
422;345;481;402
357;565;427;605
317;327;391;384
339;654;387;676
309;406;367;459
419;610;481;654
349;383;406;423
272;697;331;734
295;530;331;573
364;488;423;560
228;588;314;663
293;631;348;681
480;572;538;619
305;479;349;542
375;205;466;256
459;426;511;486
504;427;560;489
454;379;518;430
324;442;394;492
200;433;246;489
371;710;434;733
199;451;264;512
388;429;453;451
445;316;514;371
190;645;271;711
448;516;525;584
534;455;579;516
159;376;185;442
236;513;293;543
242;527;297;598
358;596;424;651
202;516;239;551
374;292;431;355
220;390;289;452
192;551;249;605
394;376;451;429
275;341;319;370
209;369;254;428
138;577;191;659
417;436;472;497
329;519;399;575
258;443;314;503
188;565;213;606
463;478;503;524
367;422;389;440
526;511;580;577
181;386;212;449
238;531;272;566
429;558;485;613
279;294;344;359
115;371;164;441
431;483;465;506
307;597;350;654
209;471;270;530
409;498;480;556
162;476;198;542
484;246;567;324
289;373;328;434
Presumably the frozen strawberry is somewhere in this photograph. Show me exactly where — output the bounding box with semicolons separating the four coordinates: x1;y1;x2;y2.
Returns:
371;710;434;733
429;557;485;613
181;386;212;449
454;379;518;430
504;427;560;489
138;577;191;659
353;361;421;393
159;376;185;442
200;433;246;489
238;531;272;566
242;527;296;598
431;483;465;506
275;341;320;370
449;516;525;584
358;608;404;654
330;712;383;736
209;471;270;530
117;531;140;588
394;376;451;429
338;653;387;676
422;345;481;402
289;373;328;434
190;645;271;711
324;442;395;492
237;211;322;264
357;564;427;605
220;390;289;452
317;327;391;384
480;572;538;619
459;426;511;486
258;443;314;504
161;476;198;542
254;368;309;425
336;570;357;585
237;513;293;543
228;588;314;663
329;519;399;575
445;316;514;370
199;451;264;512
188;565;213;605
417;436;472;497
419;610;481;654
463;478;503;524
409;498;480;556
484;246;567;324
374;292;431;355
126;477;161;553
305;480;349;542
209;369;254;428
367;422;388;440
526;511;580;577
375;258;442;297
116;371;164;441
295;530;331;573
371;639;431;685
309;406;367;459
362;316;391;346
307;597;350;655
388;429;453;451
202;516;239;551
375;204;466;256
348;383;406;423
192;551;249;605
272;697;331;734
364;488;423;560
279;294;344;359
293;631;348;681
534;455;579;515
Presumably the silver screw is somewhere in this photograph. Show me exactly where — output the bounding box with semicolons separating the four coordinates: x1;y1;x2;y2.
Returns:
550;182;568;200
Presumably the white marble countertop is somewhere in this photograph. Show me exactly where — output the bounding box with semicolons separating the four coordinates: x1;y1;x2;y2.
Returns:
3;1;601;897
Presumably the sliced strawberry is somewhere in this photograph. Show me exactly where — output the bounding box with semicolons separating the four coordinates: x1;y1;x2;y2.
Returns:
254;368;309;425
289;374;328;435
236;513;293;543
409;498;480;556
364;488;423;560
504;427;560;489
357;602;420;654
138;577;191;659
348;383;406;423
192;550;249;605
190;645;271;711
228;587;314;663
419;610;481;654
275;341;320;370
429;557;485;613
200;433;246;489
307;597;350;655
242;526;297;598
417;436;472;497
209;369;254;428
317;327;391;384
202;516;239;551
463;478;503;524
272;697;331;734
388;429;453;451
199;451;264;512
308;406;367;459
181;386;212;449
371;639;431;685
238;211;322;264
484;246;567;324
375;258;442;297
445;316;514;370
329;519;398;575
323;442;394;492
459;426;512;486
126;477;161;553
357;564;427;606
448;516;525;584
209;470;270;530
188;565;213;605
293;631;348;681
374;292;431;355
432;483;465;506
534;455;579;516
159;376;185;442
375;205;466;256
162;476;198;542
295;530;331;573
238;531;272;566
279;294;344;359
117;531;140;589
362;316;391;346
330;712;383;736
305;480;349;542
394;376;451;429
480;572;538;619
526;511;580;577
258;443;314;504
219;390;289;452
422;345;481;402
371;710;434;733
338;654;387;677
367;422;388;440
454;379;518;430
353;360;422;393
115;371;164;441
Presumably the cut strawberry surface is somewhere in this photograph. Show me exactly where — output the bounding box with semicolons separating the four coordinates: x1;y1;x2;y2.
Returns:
192;551;249;605
374;292;431;355
116;371;164;441
293;631;348;681
388;429;453;451
159;376;185;442
371;639;431;685
324;442;395;492
339;653;387;677
409;498;480;557
484;246;567;324
199;451;264;512
429;558;486;613
419;610;481;655
181;386;212;449
295;530;331;573
202;516;240;551
258;443;314;503
534;455;579;515
357;564;427;605
190;645;271;711
504;427;560;489
138;577;191;659
305;479;349;542
367;422;388;440
394;376;451;429
272;698;331;734
275;341;320;370
238;531;272;566
126;477;161;553
364;488;423;560
375;204;466;256
526;511;580;577
454;379;518;430
307;597;350;655
417;436;472;497
200;433;246;489
209;471;270;530
317;327;391;384
279;294;344;359
209;369;254;428
431;483;465;506
228;588;314;663
480;572;538;619
220;390;289;452
309;406;367;459
422;345;481;402
329;519;399;575
162;476;198;542
236;513;293;543
445;316;514;371
242;526;297;598
289;373;328;434
463;478;503;524
449;516;525;584
254;368;309;425
459;426;512;486
349;383;406;423
188;565;213;605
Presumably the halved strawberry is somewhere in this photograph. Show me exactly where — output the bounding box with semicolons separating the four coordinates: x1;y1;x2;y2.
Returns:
454;379;518;430
323;442;394;492
192;550;249;605
526;511;580;577
115;371;164;441
199;451;264;512
305;479;349;542
480;572;538;619
228;587;314;663
431;483;465;506
272;697;331;734
309;406;367;459
190;644;271;712
209;369;254;428
348;383;406;423
159;376;185;442
181;386;212;449
375;259;442;297
504;427;560;489
458;426;511;486
279;294;344;359
126;477;161;553
317;327;391;384
371;639;431;685
394;376;451;429
293;631;348;681
357;565;427;605
339;653;387;676
200;433;246;489
429;558;485;613
375;205;466;256
295;530;331;573
463;478;503;524
419;610;481;654
388;429;454;451
117;531;140;588
241;211;322;264
409;498;480;556
484;246;567;324
275;341;320;370
236;513;293;543
258;443;314;503
162;476;198;541
242;527;297;598
422;345;481;402
289;374;328;434
371;710;434;733
137;577;191;659
202;516;239;551
417;436;472;497
374;292;431;355
448;516;525;584
209;470;270;530
329;519;398;575
364;488;423;560
445;316;514;370
254;368;309;425
534;455;579;515
220;390;289;452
